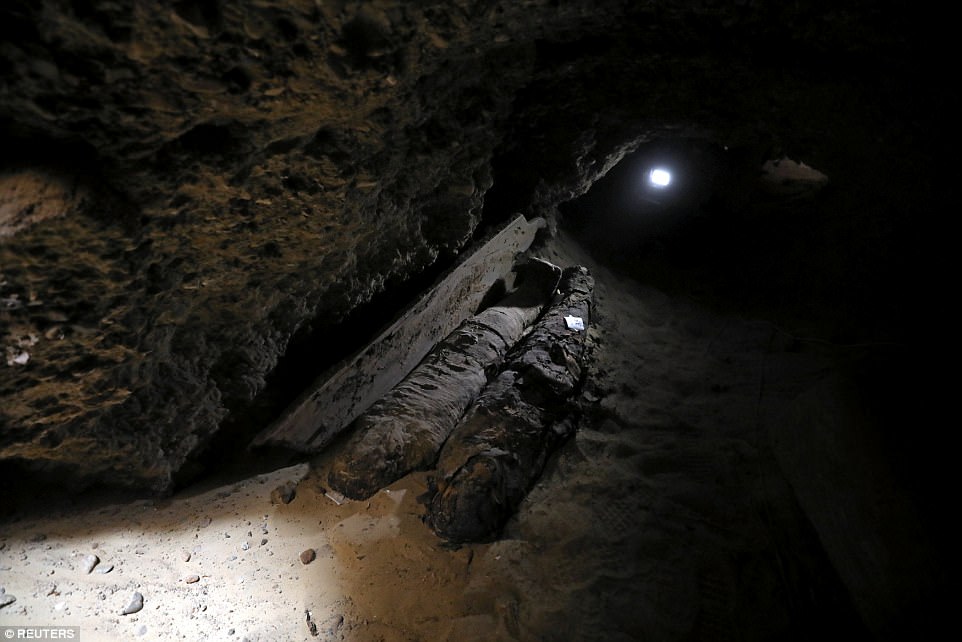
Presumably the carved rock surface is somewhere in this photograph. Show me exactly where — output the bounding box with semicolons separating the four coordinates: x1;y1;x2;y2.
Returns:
0;1;623;490
0;1;932;490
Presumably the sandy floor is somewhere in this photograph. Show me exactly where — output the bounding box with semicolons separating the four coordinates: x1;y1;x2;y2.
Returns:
1;462;491;641
1;231;861;641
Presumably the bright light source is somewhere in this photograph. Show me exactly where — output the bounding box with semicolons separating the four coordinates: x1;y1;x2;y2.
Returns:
649;168;671;187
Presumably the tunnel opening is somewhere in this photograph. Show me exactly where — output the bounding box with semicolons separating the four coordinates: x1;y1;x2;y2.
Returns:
552;130;944;639
560;137;729;246
546;137;876;640
557;136;847;335
561;138;745;300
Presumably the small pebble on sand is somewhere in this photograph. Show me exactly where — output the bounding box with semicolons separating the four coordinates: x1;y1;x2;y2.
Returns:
184;574;200;584
121;591;144;615
81;553;100;574
299;549;316;565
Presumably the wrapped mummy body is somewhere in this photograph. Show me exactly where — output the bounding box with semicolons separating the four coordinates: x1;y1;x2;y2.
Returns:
428;266;593;542
327;259;562;500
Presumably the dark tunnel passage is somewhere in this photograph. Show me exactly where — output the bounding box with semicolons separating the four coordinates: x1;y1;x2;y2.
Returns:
560;138;735;262
0;1;948;639
558;137;874;343
550;135;946;641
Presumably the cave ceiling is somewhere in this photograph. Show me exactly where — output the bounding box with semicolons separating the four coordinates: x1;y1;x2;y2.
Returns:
0;1;937;491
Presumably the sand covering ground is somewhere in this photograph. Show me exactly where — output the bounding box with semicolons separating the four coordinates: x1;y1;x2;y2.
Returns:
1;232;855;641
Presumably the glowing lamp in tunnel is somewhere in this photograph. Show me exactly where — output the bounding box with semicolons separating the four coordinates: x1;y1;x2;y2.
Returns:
648;168;671;187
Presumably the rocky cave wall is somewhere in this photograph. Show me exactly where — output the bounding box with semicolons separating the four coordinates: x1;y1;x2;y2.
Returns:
0;0;613;490
1;0;939;500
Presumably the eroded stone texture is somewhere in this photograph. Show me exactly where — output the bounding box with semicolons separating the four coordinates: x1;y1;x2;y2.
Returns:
0;1;935;491
0;1;629;490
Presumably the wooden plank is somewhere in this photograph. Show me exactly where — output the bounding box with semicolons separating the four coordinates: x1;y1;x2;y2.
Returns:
251;215;546;453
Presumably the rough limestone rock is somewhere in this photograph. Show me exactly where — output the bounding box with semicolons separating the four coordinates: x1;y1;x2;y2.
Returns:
0;0;629;490
429;266;593;542
0;3;946;637
0;1;938;493
328;258;561;500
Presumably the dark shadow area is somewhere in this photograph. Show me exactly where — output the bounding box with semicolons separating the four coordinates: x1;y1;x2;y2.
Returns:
0;121;142;232
0;123;99;171
560;137;731;250
556;134;947;641
0;123;107;196
557;136;906;344
0;458;147;521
